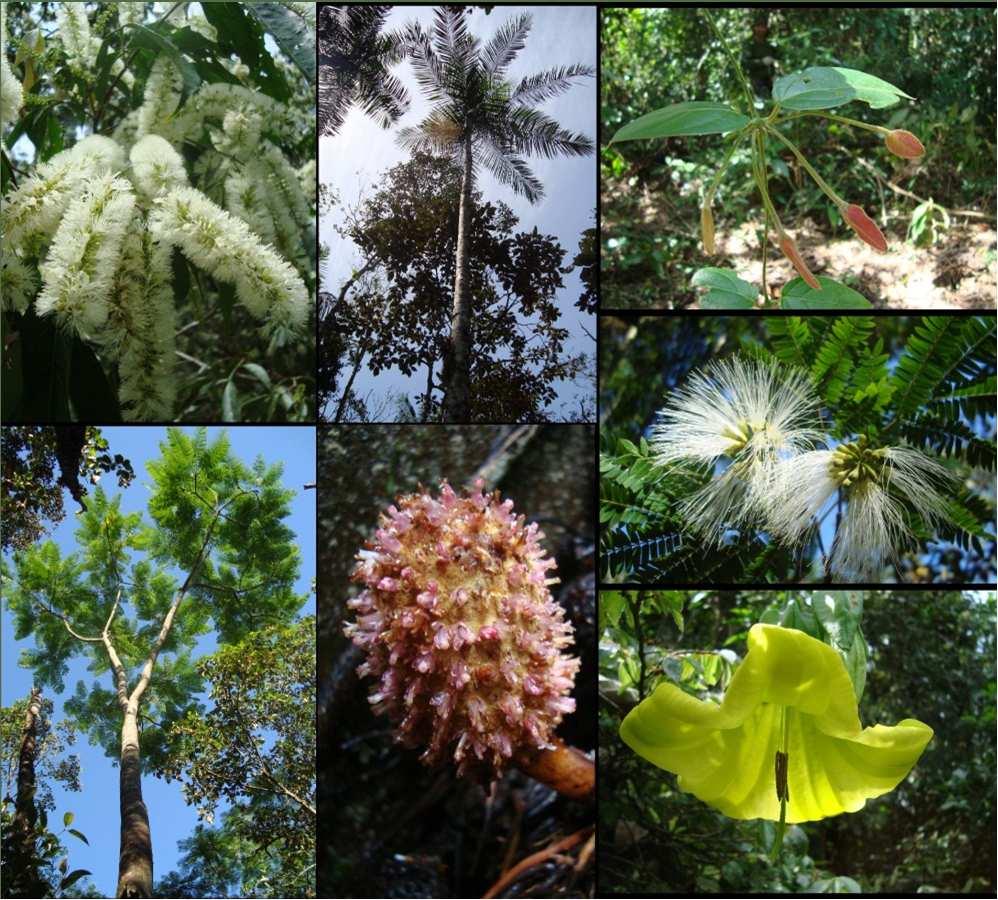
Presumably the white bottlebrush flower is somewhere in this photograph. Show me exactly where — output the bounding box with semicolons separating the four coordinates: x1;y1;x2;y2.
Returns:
650;356;823;542
137;55;183;140
118;3;146;28
1;251;37;314
224;172;277;247
130;134;189;200
150;186;309;331
107;215;177;421
56;4;94;69
298;160;316;205
181;83;288;140
1;138;122;252
210;105;264;158
36;174;136;335
0;52;23;132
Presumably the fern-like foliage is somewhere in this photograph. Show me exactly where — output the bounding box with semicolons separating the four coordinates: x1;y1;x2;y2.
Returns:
600;315;996;584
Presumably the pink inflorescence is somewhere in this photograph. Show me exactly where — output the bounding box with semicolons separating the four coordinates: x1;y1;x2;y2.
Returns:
345;479;579;780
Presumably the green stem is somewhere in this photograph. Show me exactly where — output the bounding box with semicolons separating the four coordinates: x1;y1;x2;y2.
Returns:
791;110;889;136
702;10;756;114
705;131;750;203
753;130;782;231
769;706;791;861
764;124;846;207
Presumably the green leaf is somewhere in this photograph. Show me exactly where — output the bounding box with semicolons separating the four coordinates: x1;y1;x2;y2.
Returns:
692;267;758;309
67;828;89;846
811;591;863;650
609;102;750;143
807;876;862;893
242;363;272;390
222;379;241;422
63;810;74;828
774;66;913;111
844;629;868;702
70;337;121;422
202;2;291;102
246;3;316;84
781;276;872;309
59;870;92;891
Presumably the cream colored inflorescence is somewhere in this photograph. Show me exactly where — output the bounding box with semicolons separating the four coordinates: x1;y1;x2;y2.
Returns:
0;3;316;421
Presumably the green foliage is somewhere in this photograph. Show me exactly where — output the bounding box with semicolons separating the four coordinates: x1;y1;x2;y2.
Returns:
600;316;996;582
160;618;315;899
3;429;306;771
601;7;997;307
599;591;996;894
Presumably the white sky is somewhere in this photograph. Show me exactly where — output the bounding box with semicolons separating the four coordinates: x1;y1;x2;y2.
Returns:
319;4;597;420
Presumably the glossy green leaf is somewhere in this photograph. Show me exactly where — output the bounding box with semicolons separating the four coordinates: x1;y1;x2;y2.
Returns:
774;66;913;111
609;102;750;143
692;268;758;309
808;876;862;893
63;810;74;828
247;3;316;84
59;870;92;891
781;276;872;309
222;379;240;422
67;828;89;846
620;624;933;823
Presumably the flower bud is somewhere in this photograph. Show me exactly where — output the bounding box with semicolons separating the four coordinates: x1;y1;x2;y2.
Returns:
778;234;821;291
700;202;716;255
884;129;924;160
843;203;888;252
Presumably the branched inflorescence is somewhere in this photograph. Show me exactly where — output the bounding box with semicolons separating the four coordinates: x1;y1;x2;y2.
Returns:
0;2;315;420
345;480;579;782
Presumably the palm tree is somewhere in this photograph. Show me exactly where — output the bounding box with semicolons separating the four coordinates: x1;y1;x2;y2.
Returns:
318;5;410;137
398;7;595;421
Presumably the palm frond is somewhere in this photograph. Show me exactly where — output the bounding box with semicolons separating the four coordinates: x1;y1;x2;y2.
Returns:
480;12;531;75
510;63;595;105
474;138;544;203
502;106;595;159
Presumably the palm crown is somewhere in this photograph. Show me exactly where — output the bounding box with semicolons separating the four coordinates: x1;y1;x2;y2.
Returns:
318;5;410;137
397;8;595;203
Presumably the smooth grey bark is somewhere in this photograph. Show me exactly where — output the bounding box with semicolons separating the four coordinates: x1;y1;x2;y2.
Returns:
116;707;151;898
442;137;474;422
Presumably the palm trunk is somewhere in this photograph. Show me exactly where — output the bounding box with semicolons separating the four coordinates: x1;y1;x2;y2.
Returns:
116;706;152;898
443;137;474;422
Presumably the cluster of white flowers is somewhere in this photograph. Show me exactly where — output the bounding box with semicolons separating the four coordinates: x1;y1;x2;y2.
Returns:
0;4;23;133
651;356;957;580
1;2;315;421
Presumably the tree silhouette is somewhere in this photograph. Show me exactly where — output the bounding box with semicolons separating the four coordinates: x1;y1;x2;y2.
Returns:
397;8;594;420
318;5;410;136
326;152;586;422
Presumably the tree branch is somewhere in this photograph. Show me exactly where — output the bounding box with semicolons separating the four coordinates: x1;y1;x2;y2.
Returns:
31;596;102;644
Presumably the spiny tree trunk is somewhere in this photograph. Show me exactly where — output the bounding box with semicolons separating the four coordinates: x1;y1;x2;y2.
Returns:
6;687;46;897
116;706;152;898
443;137;474;422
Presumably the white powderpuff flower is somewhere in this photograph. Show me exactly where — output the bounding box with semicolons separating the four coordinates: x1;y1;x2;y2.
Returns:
150;186;309;331
298;160;316;205
130;134;189;200
36;174;136;335
56;4;93;69
224;172;277;247
772;439;955;580
1;140;122;252
650;356;823;542
107;216;177;421
1;252;37;314
118;3;146;28
137;55;183;140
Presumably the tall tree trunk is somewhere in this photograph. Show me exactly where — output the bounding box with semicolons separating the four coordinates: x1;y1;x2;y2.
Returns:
116;706;152;898
7;687;45;897
443;137;474;422
421;358;435;422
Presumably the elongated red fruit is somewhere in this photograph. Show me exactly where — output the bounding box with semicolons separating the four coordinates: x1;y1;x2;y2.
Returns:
884;129;925;159
779;234;821;291
843;203;888;252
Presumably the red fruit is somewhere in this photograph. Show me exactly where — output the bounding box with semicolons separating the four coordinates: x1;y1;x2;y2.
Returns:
884;129;925;159
843;204;888;252
779;234;821;291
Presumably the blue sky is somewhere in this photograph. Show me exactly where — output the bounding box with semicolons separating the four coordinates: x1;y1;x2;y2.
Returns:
320;5;597;421
1;426;316;895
